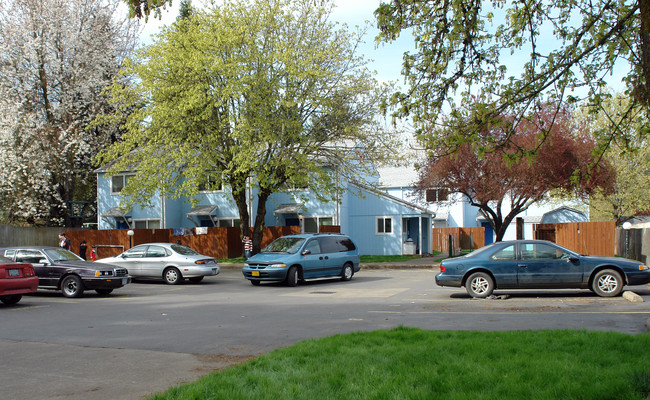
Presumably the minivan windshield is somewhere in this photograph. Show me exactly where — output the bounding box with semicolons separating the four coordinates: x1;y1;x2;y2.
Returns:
262;237;305;254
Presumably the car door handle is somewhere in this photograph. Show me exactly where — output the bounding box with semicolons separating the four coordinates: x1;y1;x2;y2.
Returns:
518;264;528;268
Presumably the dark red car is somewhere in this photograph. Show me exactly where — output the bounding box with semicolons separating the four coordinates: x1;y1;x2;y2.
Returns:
0;255;38;305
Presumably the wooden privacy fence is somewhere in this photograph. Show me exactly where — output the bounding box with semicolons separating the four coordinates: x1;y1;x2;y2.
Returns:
64;226;304;260
432;227;485;252
533;221;616;257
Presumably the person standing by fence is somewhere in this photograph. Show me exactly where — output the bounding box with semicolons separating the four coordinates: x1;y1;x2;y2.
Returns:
242;235;252;260
58;233;71;250
79;240;87;260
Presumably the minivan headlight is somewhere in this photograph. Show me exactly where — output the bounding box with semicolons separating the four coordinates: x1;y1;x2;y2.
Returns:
270;263;287;268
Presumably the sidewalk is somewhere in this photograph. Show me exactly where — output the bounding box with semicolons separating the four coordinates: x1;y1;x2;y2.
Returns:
219;253;447;270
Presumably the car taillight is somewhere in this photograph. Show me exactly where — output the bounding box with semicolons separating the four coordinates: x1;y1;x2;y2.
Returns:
24;266;35;277
440;264;446;273
195;259;214;265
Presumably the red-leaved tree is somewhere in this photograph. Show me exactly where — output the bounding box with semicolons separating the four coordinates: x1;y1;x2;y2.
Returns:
415;104;614;242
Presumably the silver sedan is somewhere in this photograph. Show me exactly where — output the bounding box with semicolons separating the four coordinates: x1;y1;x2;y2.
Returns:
97;243;220;284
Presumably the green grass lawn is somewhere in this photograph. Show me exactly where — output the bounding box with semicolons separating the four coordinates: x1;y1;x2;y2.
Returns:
149;327;650;399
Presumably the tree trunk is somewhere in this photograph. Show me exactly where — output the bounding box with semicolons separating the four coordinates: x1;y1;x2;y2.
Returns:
251;188;272;254
232;179;250;238
639;0;650;105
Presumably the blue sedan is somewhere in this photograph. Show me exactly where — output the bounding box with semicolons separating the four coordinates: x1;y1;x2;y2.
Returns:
435;240;650;298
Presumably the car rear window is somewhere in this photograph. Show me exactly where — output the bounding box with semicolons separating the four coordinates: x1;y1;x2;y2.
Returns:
170;245;198;255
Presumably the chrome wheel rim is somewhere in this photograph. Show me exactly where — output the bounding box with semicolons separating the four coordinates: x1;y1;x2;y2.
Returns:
471;277;489;294
63;278;78;296
597;274;619;293
344;266;353;279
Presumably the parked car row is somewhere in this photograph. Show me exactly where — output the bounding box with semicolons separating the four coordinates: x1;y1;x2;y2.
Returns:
0;233;361;305
3;235;648;305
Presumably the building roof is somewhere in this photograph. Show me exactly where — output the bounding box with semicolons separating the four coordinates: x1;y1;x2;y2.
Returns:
186;205;218;216
377;166;419;188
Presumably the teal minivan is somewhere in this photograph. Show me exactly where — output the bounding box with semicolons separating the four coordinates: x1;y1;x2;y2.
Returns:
242;233;360;286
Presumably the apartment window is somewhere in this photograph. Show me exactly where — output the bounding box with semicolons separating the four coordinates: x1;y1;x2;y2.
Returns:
198;174;224;192
217;218;240;228
303;216;334;233
111;174;135;194
134;219;161;229
425;188;449;203
376;217;392;235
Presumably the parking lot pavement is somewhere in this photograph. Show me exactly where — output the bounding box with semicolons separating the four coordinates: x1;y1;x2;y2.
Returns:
2;268;649;400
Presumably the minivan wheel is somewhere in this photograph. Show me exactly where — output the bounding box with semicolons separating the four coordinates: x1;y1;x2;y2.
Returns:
341;263;354;281
286;266;299;287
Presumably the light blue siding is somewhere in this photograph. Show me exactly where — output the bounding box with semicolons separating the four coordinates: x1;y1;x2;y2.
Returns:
96;170;434;256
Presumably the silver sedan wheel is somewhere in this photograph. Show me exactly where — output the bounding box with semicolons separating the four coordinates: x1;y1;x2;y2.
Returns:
164;267;182;285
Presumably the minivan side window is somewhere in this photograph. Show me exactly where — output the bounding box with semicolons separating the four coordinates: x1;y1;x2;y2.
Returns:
339;238;356;252
303;239;321;254
318;236;356;253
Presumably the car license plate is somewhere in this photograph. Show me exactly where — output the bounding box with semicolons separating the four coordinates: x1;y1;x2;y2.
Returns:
122;278;128;284
251;271;260;277
8;269;19;277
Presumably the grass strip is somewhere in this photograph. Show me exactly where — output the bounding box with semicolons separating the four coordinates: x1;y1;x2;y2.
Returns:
149;327;650;400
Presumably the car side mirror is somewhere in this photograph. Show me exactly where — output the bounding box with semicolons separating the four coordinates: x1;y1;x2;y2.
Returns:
38;258;50;265
569;256;579;262
301;250;312;256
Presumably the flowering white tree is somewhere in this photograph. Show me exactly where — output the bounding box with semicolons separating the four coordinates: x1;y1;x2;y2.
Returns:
0;0;139;226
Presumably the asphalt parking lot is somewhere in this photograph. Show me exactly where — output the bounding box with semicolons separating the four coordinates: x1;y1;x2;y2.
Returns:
2;267;649;400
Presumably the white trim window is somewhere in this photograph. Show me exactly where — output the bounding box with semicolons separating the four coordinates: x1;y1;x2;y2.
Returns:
133;219;161;229
376;216;393;235
111;174;135;194
198;174;224;192
425;188;449;202
217;218;240;227
303;216;334;233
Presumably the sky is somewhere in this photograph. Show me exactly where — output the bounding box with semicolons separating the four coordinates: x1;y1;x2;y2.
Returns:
138;0;412;85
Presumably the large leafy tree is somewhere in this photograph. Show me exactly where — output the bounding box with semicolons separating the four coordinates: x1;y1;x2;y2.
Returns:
415;104;614;241
0;0;139;226
95;0;396;251
375;0;650;156
586;94;650;222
